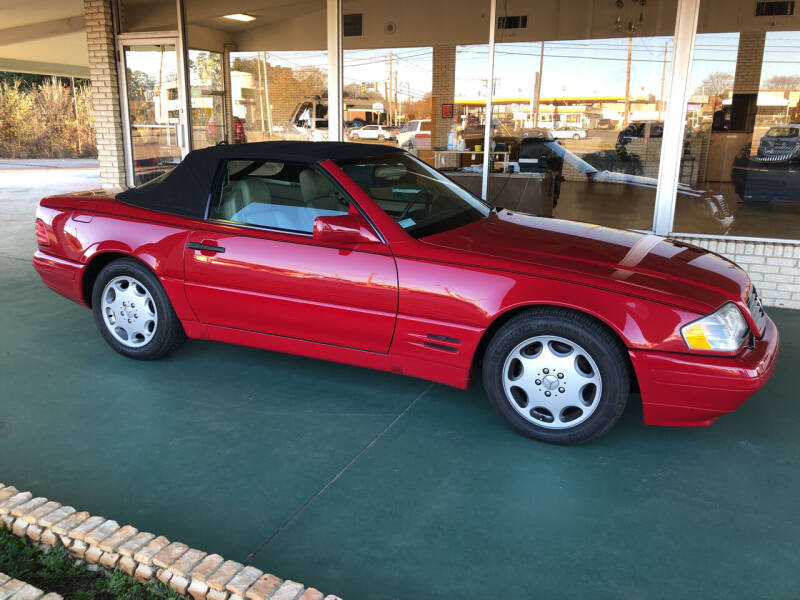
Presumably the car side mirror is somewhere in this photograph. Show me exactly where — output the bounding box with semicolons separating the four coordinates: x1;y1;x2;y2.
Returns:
313;214;380;244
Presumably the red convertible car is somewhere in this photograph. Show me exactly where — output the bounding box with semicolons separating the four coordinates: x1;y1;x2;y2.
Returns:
33;142;779;444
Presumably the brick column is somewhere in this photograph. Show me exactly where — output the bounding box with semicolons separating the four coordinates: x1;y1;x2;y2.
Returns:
84;0;127;191
733;32;766;94
431;45;456;149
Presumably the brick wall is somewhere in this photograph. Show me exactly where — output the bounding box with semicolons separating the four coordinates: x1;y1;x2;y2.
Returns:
674;236;800;309
84;0;126;191
431;45;456;149
733;32;765;94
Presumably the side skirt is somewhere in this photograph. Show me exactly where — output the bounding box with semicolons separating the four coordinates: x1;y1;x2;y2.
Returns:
181;320;471;389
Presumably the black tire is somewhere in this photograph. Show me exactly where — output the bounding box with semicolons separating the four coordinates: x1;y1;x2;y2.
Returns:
91;257;185;360
482;308;629;445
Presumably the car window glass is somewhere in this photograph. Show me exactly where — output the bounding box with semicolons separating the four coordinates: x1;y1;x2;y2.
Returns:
338;154;490;239
209;160;349;234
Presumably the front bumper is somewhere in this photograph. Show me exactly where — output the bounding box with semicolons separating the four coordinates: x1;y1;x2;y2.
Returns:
33;250;87;306
629;315;780;427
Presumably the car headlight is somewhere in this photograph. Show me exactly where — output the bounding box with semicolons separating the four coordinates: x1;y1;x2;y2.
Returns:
681;302;749;351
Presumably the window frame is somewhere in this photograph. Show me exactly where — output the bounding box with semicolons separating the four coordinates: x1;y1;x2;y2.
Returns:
204;157;386;244
205;159;347;237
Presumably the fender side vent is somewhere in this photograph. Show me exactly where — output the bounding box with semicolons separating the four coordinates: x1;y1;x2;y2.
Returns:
424;341;458;353
427;333;461;344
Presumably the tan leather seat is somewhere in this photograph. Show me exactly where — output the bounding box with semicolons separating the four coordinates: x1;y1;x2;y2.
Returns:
300;169;339;211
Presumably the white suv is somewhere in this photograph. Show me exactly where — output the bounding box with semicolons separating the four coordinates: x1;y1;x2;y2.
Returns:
349;124;397;141
397;119;431;149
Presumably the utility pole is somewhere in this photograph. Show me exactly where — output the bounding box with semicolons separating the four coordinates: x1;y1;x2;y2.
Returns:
256;55;265;137
261;52;273;137
532;40;544;128
658;41;667;121
387;52;394;125
623;36;632;127
394;70;399;125
384;81;389;125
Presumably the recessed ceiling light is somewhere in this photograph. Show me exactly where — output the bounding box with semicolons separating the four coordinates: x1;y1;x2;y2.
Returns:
223;13;256;21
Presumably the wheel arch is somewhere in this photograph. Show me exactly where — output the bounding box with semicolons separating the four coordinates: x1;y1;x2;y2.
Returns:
81;252;156;307
472;303;638;391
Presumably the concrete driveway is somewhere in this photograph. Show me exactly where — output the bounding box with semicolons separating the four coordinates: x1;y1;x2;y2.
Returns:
1;163;799;599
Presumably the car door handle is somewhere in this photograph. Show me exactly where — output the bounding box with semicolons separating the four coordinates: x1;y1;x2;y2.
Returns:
188;241;225;253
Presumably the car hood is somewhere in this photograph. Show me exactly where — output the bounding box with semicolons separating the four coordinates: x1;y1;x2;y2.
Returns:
421;211;749;313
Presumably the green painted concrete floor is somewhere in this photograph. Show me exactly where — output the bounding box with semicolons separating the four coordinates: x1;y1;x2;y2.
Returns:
1;253;799;599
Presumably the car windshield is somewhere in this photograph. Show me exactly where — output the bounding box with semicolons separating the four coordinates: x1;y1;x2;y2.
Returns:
765;126;799;138
337;154;492;238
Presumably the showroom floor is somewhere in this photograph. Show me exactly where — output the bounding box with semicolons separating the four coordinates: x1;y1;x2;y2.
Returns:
2;164;799;599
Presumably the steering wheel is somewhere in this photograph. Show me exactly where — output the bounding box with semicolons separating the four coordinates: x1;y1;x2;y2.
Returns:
399;188;431;221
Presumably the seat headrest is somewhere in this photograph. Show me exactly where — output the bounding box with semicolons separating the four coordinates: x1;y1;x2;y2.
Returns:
374;165;406;180
232;178;271;206
300;169;334;204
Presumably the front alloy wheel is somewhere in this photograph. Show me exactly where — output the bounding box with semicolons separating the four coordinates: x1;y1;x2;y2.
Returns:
502;335;602;429
483;308;629;445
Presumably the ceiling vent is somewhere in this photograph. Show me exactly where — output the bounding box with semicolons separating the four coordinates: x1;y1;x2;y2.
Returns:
497;15;528;29
755;0;795;15
385;21;397;35
343;13;362;37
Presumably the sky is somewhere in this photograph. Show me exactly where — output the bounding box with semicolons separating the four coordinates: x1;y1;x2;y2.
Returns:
125;30;800;106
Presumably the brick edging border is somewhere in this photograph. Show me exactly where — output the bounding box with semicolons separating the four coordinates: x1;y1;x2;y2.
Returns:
0;571;63;599
0;483;340;600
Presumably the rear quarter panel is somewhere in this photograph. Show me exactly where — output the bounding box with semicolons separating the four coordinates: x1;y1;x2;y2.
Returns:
36;196;195;319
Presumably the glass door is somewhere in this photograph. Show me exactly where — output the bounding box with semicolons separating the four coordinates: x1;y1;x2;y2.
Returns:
119;39;189;186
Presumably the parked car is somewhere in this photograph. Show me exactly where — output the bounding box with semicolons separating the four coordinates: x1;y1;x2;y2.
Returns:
732;131;800;202
397;119;431;149
596;118;615;130
518;134;735;234
288;96;328;141
550;125;587;140
617;121;664;144
757;124;800;158
33;142;778;444
349;124;397;141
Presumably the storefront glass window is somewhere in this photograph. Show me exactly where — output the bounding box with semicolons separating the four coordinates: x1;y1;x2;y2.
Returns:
482;1;677;228
229;50;328;142
674;1;800;240
339;0;492;201
185;0;327;144
189;50;226;148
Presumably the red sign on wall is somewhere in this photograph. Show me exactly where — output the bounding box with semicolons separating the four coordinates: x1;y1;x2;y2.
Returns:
441;103;454;119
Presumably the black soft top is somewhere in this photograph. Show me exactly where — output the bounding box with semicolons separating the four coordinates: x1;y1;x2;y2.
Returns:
116;141;404;219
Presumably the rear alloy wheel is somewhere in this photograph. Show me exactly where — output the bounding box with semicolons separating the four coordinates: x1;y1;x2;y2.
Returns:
92;258;185;360
378;134;386;141
351;133;359;140
573;133;580;140
482;308;629;444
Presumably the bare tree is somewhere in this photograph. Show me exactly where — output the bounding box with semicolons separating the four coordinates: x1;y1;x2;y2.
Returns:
695;71;733;97
762;74;800;90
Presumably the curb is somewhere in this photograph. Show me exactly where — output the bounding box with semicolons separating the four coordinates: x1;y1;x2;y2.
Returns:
0;483;340;600
0;572;62;600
